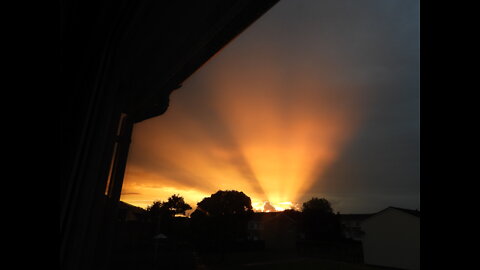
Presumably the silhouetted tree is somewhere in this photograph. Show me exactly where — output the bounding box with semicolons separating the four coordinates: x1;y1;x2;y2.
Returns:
301;197;342;241
146;194;192;236
147;201;168;221
163;194;192;216
196;190;253;217
191;190;253;256
302;197;333;215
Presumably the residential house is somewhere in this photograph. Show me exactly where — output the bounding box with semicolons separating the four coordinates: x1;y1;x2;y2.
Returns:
117;201;147;222
247;212;300;249
114;201;149;250
360;207;420;270
339;214;373;241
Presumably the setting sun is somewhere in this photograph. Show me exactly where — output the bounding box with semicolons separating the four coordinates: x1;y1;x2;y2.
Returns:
252;201;301;212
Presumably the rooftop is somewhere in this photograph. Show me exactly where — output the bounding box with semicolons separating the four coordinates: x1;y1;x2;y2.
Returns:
389;206;420;218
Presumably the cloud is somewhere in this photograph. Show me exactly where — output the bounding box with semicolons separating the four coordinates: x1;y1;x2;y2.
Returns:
120;192;140;195
263;201;277;212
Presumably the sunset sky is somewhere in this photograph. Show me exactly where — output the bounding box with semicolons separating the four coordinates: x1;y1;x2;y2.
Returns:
120;0;420;214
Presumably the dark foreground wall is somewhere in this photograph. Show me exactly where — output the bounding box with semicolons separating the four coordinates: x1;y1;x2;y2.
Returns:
60;1;278;269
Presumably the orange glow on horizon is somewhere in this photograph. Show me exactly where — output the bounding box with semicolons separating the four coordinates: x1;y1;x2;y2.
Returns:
252;201;301;212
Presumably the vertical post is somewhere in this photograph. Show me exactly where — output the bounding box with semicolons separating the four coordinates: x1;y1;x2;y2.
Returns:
105;113;133;200
95;113;134;269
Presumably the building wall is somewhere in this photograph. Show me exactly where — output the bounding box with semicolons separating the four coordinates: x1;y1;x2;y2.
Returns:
361;209;420;270
341;220;364;241
262;222;297;250
261;215;297;250
247;214;297;249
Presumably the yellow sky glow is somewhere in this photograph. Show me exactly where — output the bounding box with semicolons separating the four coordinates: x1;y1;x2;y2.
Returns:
120;42;362;213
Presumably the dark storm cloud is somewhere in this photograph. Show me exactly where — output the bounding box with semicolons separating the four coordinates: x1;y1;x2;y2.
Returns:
244;0;419;212
261;0;420;213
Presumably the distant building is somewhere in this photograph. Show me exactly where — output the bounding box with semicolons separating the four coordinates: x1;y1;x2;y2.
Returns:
247;213;265;241
360;207;420;270
247;212;278;241
117;201;147;222
114;201;150;251
339;214;373;241
247;212;300;249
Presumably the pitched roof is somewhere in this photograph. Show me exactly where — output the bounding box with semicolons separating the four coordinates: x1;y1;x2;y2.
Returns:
118;201;147;214
249;211;298;224
340;214;374;221
250;211;281;220
389;206;420;218
362;206;420;223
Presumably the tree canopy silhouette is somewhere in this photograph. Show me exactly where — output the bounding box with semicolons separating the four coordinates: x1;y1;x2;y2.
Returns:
301;197;342;241
146;201;168;221
147;194;192;218
302;197;333;215
163;194;192;216
146;194;192;236
194;190;253;217
190;190;253;254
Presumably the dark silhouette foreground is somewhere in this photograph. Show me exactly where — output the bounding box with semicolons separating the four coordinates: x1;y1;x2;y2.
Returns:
111;192;365;269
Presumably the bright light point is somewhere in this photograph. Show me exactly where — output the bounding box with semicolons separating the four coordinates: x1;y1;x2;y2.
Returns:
252;201;300;212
